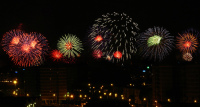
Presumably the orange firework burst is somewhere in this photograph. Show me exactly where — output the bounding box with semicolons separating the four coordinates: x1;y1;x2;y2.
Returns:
176;32;198;53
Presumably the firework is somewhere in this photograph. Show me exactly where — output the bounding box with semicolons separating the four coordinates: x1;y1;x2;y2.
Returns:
1;29;23;52
88;26;110;50
2;30;49;67
138;27;174;61
113;51;122;59
176;29;199;53
89;12;139;63
92;49;103;59
182;52;193;61
62;57;76;64
50;49;63;61
57;34;83;58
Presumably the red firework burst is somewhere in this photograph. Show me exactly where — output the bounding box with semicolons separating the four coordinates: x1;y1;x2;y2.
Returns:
113;51;122;59
177;33;198;53
3;30;48;67
50;49;63;61
94;35;103;42
1;29;23;52
92;49;103;59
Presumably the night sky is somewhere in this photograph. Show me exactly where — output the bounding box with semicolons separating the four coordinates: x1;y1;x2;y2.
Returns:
1;1;200;66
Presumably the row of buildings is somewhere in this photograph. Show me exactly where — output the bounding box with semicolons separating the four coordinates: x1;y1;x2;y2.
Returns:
0;62;200;107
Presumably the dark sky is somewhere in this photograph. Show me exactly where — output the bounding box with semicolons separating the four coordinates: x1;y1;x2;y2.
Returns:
0;1;200;66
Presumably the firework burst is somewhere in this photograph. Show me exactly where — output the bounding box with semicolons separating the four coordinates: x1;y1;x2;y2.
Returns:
89;12;139;63
1;29;23;52
2;30;49;67
57;34;83;58
138;27;174;61
182;52;193;61
176;29;199;53
50;49;63;62
92;49;103;59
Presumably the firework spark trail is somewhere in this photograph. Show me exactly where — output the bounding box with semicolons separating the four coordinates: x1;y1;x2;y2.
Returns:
138;27;174;61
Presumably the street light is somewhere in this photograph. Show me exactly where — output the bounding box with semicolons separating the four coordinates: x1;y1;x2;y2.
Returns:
111;83;113;87
13;80;17;85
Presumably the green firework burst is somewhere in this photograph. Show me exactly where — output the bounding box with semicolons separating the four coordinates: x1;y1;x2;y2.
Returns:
147;35;162;47
57;34;83;58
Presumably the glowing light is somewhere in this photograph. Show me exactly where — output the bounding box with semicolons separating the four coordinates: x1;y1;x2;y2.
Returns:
53;94;56;97
113;51;122;59
65;42;72;50
30;40;37;48
110;83;113;86
94;35;103;42
13;80;17;84
114;93;117;97
21;44;30;53
109;92;112;96
167;98;171;102
99;96;102;99
147;35;162;47
143;98;147;101
57;34;83;58
183;41;191;48
138;27;174;61
70;95;74;98
11;37;20;45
